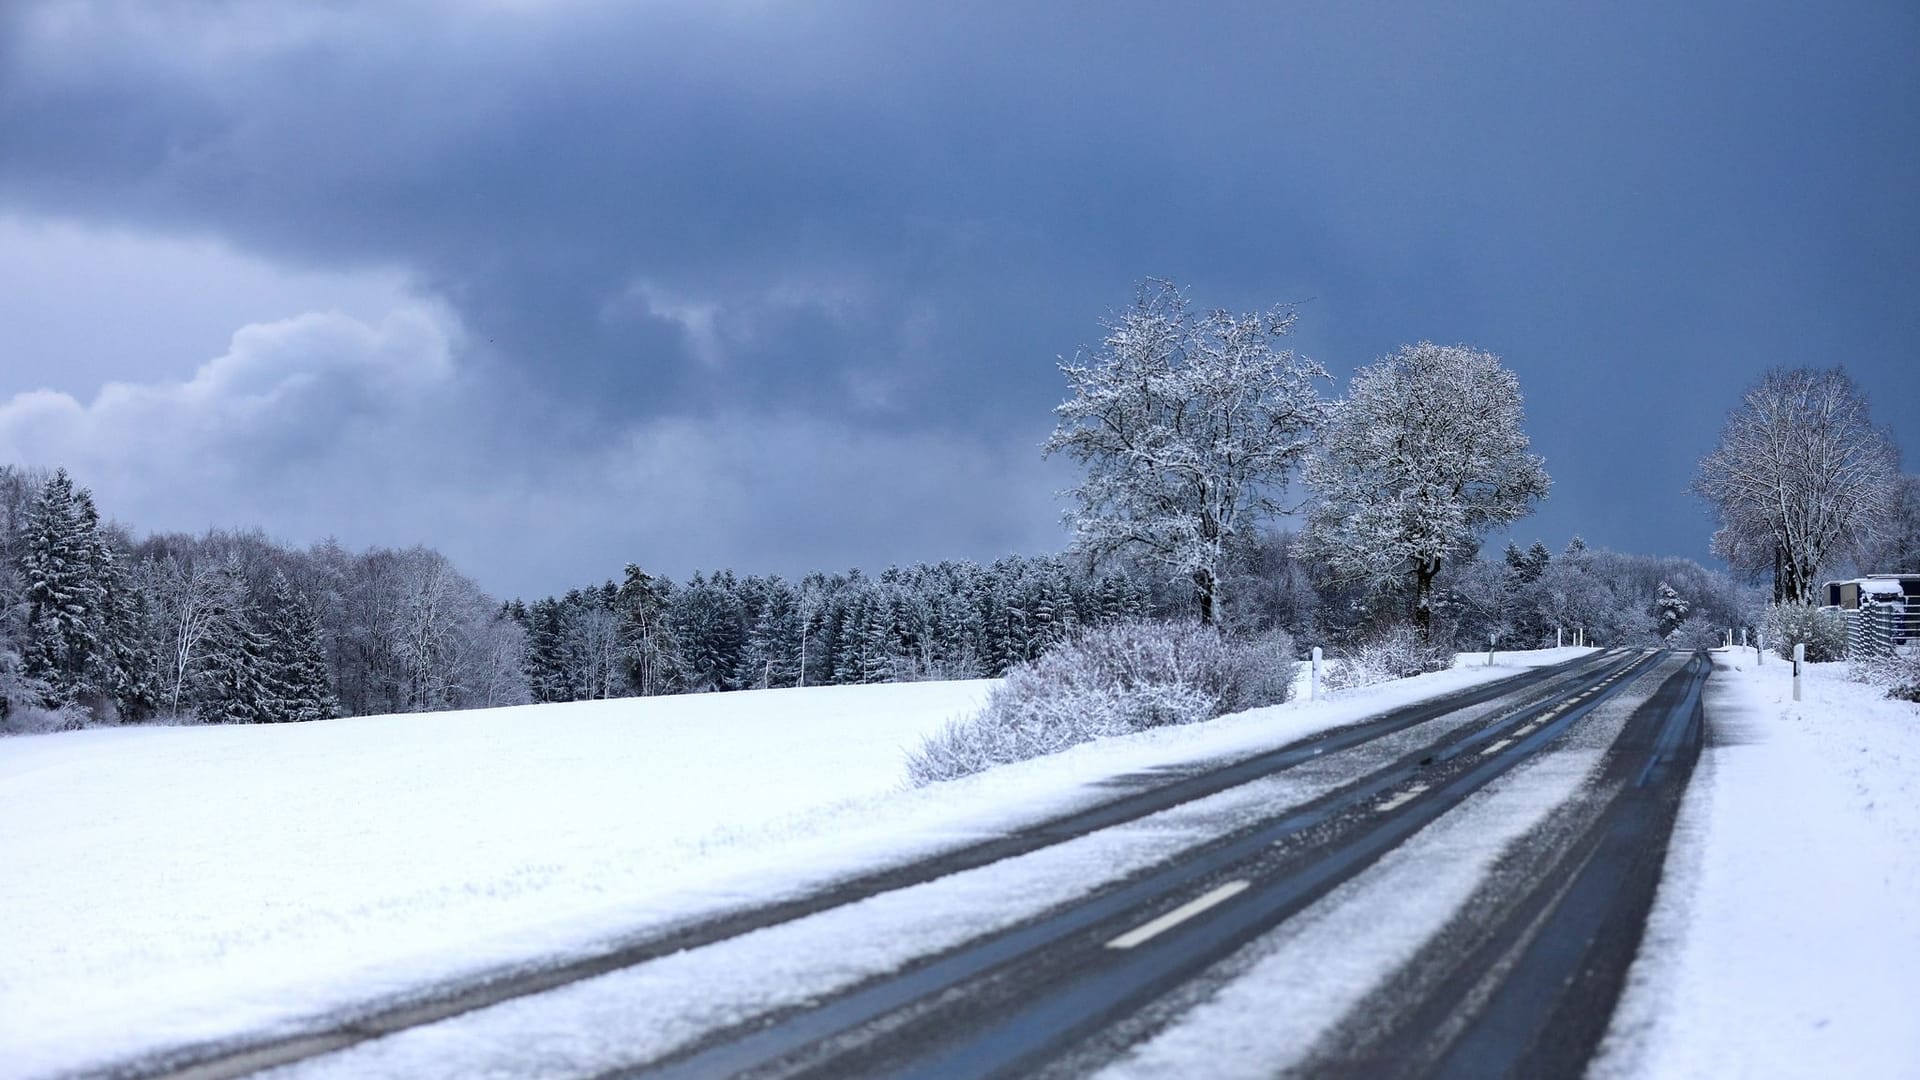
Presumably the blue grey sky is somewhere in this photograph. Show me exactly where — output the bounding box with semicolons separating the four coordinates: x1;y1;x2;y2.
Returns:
1;1;1914;598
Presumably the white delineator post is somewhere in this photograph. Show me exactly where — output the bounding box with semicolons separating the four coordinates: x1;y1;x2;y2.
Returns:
1557;626;1563;648
1310;646;1322;700
1793;642;1805;701
1756;632;1765;664
1488;631;1497;666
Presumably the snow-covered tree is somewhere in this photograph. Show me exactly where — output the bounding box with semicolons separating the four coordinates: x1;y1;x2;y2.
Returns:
21;469;109;709
1303;342;1551;637
1693;366;1900;603
259;572;338;722
668;572;747;692
738;577;804;689
616;564;678;696
1855;472;1920;575
1046;280;1330;625
149;553;240;717
190;558;274;724
1653;581;1690;640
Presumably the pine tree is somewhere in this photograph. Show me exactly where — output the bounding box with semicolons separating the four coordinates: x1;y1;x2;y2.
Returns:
99;554;162;721
192;593;274;723
80;492;160;721
1653;582;1690;641
616;564;679;696
738;578;803;689
21;469;107;710
259;572;338;722
521;597;574;702
668;572;746;692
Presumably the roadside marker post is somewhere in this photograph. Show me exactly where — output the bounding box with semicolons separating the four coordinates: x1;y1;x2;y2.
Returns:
1310;646;1322;700
1488;632;1497;666
1757;632;1764;664
1794;643;1804;701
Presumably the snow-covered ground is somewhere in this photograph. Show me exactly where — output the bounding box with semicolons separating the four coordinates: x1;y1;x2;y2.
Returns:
1595;650;1920;1079
10;645;1908;1080
0;651;1584;1079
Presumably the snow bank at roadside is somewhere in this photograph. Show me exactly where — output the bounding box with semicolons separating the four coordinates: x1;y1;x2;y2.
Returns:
1595;651;1920;1079
0;648;1590;1079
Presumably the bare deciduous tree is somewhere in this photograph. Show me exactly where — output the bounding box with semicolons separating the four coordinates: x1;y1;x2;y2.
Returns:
1693;367;1900;602
1303;342;1551;637
146;553;241;716
1046;280;1330;626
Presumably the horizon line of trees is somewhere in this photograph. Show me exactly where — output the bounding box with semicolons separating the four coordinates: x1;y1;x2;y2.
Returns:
3;461;1790;734
10;293;1909;732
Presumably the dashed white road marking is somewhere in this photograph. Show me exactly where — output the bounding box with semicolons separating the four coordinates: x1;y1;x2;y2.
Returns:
1106;880;1251;949
1480;737;1514;757
1378;782;1429;812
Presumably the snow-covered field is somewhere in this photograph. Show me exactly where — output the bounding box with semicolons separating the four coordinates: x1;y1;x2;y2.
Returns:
0;652;1581;1078
1596;650;1920;1079
27;645;1909;1079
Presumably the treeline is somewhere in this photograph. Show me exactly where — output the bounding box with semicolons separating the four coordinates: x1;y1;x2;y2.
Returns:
509;559;1154;700
2;463;1763;734
1195;531;1754;653
514;534;1762;703
0;466;528;732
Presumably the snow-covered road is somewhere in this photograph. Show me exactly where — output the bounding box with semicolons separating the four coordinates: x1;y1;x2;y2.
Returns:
1594;650;1920;1079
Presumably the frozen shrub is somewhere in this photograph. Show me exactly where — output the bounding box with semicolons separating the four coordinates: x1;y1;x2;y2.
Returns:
1667;614;1725;652
0;702;93;736
0;649;89;736
1763;603;1848;662
906;620;1294;785
1851;650;1920;703
1323;624;1453;691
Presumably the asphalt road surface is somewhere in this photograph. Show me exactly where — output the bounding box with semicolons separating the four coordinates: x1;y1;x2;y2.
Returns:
108;648;1708;1080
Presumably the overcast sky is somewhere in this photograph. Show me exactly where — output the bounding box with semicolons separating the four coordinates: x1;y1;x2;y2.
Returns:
1;1;1914;600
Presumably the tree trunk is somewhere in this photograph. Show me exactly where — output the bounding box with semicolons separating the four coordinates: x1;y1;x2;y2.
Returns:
1413;558;1440;639
1193;568;1217;627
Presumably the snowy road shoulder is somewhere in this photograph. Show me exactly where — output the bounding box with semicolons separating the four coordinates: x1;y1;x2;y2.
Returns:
1594;650;1920;1080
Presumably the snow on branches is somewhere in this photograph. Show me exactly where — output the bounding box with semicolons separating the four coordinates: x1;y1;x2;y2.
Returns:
1692;366;1900;603
1303;342;1550;635
1045;280;1330;625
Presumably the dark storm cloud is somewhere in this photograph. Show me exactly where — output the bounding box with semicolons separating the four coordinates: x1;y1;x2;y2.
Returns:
1;1;1916;593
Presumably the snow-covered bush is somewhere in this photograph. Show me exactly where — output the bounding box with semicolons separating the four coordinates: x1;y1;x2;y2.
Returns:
1764;602;1848;662
1667;613;1725;652
1323;624;1453;691
0;701;93;736
0;648;87;735
1851;649;1920;703
906;620;1294;785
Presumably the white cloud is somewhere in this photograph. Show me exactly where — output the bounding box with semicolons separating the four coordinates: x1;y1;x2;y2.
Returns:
0;215;419;395
0;292;1065;597
0;301;464;546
